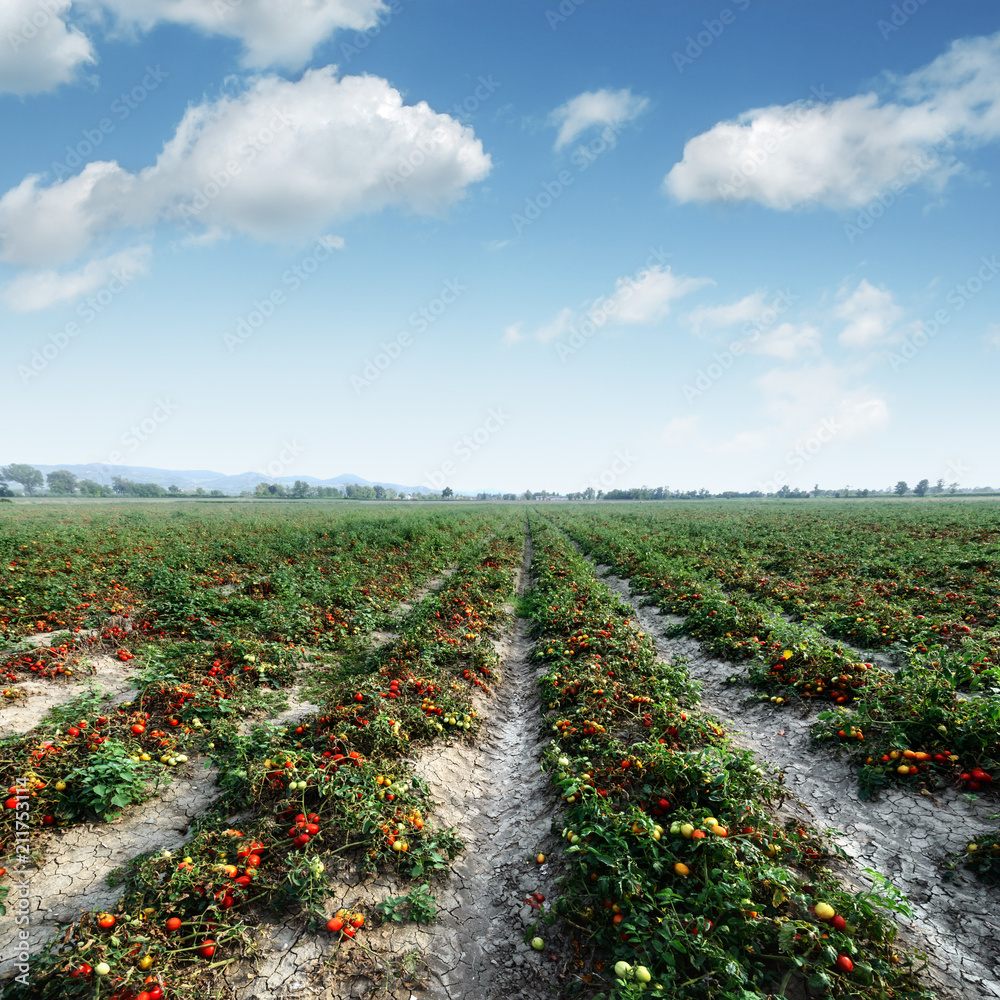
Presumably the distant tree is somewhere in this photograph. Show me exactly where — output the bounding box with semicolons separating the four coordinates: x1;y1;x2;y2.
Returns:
384;487;397;499
860;488;870;497
932;478;945;494
254;482;285;497
209;490;225;497
442;487;454;498
345;483;376;499
894;481;908;496
913;478;930;497
46;470;78;495
0;480;14;498
2;464;43;494
948;481;959;494
812;483;821;497
290;480;311;499
373;484;387;499
522;490;533;500
583;486;595;500
78;479;112;497
194;487;206;496
168;484;181;493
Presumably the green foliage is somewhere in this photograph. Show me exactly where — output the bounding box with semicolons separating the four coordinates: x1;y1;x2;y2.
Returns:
376;883;437;925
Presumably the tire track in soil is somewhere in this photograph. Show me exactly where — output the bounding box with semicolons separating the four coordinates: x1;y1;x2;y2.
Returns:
225;531;569;1000
0;761;221;982
593;564;1000;1000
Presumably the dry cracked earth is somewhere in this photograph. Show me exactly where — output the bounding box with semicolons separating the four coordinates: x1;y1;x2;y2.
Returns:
4;545;999;1000
221;539;570;1000
593;563;1000;1000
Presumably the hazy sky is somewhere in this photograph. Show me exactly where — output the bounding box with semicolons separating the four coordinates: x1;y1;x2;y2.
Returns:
2;0;999;493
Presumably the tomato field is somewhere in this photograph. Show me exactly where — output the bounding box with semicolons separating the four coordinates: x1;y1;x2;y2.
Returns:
1;500;998;1000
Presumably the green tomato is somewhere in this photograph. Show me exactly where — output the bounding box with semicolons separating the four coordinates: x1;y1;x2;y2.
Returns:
95;962;111;977
634;966;651;983
530;937;544;951
614;961;632;978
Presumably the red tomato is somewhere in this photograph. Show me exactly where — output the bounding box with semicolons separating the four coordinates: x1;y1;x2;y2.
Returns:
131;724;146;735
97;913;116;929
166;917;182;932
245;854;261;867
835;955;854;973
327;917;344;933
199;940;216;958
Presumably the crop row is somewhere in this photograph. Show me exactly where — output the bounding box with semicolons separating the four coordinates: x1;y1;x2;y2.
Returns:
542;506;1000;808
2;512;525;999
524;512;932;1000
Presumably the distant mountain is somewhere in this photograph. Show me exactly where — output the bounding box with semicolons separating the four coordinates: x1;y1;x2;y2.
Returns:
31;464;435;495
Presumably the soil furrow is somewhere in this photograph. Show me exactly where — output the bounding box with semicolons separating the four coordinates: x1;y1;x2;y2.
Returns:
228;532;566;1000
0;763;220;981
593;564;1000;1000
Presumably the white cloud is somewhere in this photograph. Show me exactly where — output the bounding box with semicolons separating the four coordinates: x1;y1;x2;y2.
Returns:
550;88;649;150
662;415;700;446
0;0;95;96
595;266;712;325
0;67;491;267
986;323;1000;351
511;265;710;345
752;322;821;360
81;0;386;70
687;290;768;335
664;32;1000;210
835;279;903;348
2;245;151;311
501;322;524;348
756;364;889;439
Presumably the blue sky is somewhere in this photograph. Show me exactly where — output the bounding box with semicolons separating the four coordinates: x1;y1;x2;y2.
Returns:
2;0;999;494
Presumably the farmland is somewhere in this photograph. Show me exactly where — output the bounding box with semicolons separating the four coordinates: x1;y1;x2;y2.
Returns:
1;500;998;1000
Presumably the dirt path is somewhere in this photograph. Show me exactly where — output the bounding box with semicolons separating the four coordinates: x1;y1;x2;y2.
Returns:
369;567;457;646
225;531;569;1000
0;653;137;738
593;564;1000;1000
0;761;220;981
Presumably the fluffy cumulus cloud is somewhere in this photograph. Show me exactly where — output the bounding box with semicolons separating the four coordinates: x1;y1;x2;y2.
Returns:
508;265;711;346
82;0;387;70
664;32;1000;210
550;88;650;150
0;0;96;95
2;245;151;312
0;67;491;268
835;279;903;348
